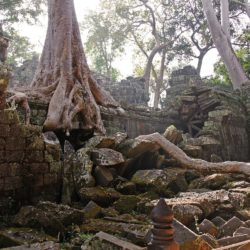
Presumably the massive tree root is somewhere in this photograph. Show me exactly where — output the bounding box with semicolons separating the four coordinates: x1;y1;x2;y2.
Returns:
7;91;31;125
136;133;250;176
29;0;119;134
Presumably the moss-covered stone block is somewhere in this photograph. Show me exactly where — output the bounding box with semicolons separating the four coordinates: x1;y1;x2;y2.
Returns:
113;195;141;214
0;228;56;248
21;125;42;138
0;109;19;124
26;137;45;151
45;143;61;162
49;162;62;173
6;137;25;151
24;151;44;163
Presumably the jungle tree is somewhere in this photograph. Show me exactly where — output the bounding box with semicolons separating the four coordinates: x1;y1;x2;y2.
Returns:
0;0;44;74
202;0;249;89
0;0;45;30
113;0;192;108
29;0;119;134
84;6;127;81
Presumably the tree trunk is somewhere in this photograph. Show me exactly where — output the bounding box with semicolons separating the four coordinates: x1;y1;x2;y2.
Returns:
30;0;119;134
221;0;230;40
245;3;250;19
196;52;205;75
143;44;168;94
201;0;249;89
231;0;250;19
137;133;250;176
153;49;166;109
0;35;9;63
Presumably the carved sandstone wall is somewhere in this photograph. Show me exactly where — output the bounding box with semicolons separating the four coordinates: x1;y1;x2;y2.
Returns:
0;109;62;214
12;66;250;162
162;66;249;162
17;99;174;138
0;44;61;212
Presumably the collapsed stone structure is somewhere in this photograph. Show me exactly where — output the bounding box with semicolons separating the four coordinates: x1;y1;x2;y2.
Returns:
1;55;250;249
94;73;150;106
15;66;250;162
0;36;62;214
9;55;39;88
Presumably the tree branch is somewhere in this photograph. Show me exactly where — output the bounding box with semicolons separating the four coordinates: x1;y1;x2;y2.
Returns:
136;133;250;176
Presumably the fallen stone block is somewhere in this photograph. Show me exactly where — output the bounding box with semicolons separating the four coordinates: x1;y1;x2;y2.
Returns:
1;241;60;250
81;231;146;250
211;216;226;228
219;216;245;237
218;234;250;247
198;219;219;237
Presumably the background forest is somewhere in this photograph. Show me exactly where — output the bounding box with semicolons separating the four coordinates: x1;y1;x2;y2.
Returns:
1;0;250;108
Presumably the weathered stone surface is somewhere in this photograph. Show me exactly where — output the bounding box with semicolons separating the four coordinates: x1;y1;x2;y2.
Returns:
234;227;250;236
117;138;159;158
146;189;249;225
189;173;232;190
220;216;245;237
91;148;125;167
78;173;96;189
13;206;65;236
36;201;85;226
113;195;141;214
211;216;226;228
82;231;145;250
163;125;183;145
74;148;95;189
218;234;250;247
80;218;150;245
198;219;219;237
13;202;85;237
225;181;250;189
78;187;121;206
131;168;188;196
94;166;114;187
115;179;136;195
210;153;223;162
173;204;203;226
181;144;202;158
84;132;127;150
0;228;55;248
10;54;39;88
85;135;116;149
1;241;60;250
97;74;149;106
101;207;119;218
236;209;250;221
83;201;102;219
173;219;197;245
173;219;219;249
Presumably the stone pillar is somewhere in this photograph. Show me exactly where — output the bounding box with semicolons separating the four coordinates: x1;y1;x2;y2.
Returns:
0;34;9;109
148;198;179;250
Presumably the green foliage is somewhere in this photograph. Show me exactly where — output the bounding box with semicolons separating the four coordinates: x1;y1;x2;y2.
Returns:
0;0;45;29
7;30;38;66
0;0;44;68
78;232;94;241
83;5;127;80
210;30;250;87
133;64;145;77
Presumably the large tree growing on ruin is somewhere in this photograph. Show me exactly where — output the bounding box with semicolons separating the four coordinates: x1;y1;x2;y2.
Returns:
201;0;249;89
30;0;118;134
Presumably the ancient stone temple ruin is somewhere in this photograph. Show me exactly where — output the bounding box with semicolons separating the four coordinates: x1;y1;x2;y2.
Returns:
94;73;150;106
1;55;250;249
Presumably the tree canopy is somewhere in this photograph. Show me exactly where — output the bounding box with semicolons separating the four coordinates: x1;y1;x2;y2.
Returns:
0;0;45;30
83;4;127;80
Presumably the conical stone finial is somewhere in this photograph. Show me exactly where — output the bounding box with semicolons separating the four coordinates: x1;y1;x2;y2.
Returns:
148;198;179;250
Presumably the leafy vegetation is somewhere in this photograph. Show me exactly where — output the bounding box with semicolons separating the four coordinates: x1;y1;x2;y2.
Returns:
7;30;38;66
